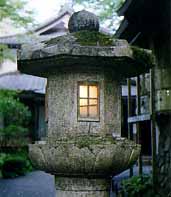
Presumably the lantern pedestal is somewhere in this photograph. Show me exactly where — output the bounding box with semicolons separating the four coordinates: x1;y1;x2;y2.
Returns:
29;136;140;196
55;177;110;197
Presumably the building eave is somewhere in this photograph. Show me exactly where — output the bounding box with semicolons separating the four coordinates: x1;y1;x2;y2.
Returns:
116;0;164;46
34;10;72;35
117;0;133;16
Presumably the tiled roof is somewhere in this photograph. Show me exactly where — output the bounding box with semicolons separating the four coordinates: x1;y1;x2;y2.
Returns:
0;72;46;94
0;7;72;46
0;34;26;46
34;7;73;33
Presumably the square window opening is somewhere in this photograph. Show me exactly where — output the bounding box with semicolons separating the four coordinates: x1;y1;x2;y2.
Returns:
78;82;99;121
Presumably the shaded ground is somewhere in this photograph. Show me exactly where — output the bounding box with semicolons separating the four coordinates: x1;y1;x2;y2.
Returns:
0;166;151;197
0;171;56;197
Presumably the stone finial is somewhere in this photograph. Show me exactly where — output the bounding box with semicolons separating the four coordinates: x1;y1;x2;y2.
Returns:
68;10;100;33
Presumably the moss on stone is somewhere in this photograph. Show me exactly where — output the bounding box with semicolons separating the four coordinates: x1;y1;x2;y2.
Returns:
44;30;114;47
76;135;104;149
73;30;114;46
66;135;116;149
131;46;155;66
47;134;117;148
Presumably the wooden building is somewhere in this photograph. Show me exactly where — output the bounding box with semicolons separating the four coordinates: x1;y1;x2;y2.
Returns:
116;0;171;195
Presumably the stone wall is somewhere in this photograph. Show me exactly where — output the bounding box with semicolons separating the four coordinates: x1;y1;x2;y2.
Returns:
47;68;121;137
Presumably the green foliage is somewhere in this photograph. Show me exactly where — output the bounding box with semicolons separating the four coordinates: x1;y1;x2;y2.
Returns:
0;153;6;168
74;0;125;28
0;125;28;136
0;90;32;178
0;0;35;62
131;46;155;67
0;0;34;27
0;151;33;178
0;90;31;135
76;136;93;149
0;44;15;63
121;175;154;197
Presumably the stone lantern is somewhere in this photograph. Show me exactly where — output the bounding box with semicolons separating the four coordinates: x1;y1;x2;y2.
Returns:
18;10;151;197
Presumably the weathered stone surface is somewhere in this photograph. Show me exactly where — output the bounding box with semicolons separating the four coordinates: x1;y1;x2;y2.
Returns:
68;10;99;33
18;34;132;61
55;177;109;197
18;31;151;78
47;70;121;137
29;136;140;177
56;190;108;197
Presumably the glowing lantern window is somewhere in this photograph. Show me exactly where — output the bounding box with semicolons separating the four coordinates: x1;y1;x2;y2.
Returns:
78;83;99;120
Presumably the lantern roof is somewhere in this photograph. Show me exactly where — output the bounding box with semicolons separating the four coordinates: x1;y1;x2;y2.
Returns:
18;10;153;78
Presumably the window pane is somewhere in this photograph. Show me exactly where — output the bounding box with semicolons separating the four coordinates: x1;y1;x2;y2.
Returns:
89;106;98;117
89;86;98;98
78;83;99;120
89;99;97;105
80;106;88;117
80;85;88;98
80;99;88;106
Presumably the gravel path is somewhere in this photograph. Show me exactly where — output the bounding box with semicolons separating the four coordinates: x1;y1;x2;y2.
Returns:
0;171;56;197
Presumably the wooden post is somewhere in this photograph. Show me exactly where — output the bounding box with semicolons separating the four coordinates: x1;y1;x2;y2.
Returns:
136;75;143;175
127;78;133;177
150;68;157;188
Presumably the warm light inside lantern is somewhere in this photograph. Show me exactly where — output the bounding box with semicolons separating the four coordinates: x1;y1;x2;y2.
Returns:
78;83;99;119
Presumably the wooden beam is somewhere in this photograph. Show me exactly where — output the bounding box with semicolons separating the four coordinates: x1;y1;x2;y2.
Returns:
136;75;143;175
127;78;133;177
150;68;157;189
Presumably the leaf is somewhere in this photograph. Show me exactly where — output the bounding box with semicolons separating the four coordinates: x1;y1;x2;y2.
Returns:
121;175;153;196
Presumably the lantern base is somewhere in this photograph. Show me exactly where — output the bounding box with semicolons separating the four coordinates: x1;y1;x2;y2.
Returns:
55;177;110;197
